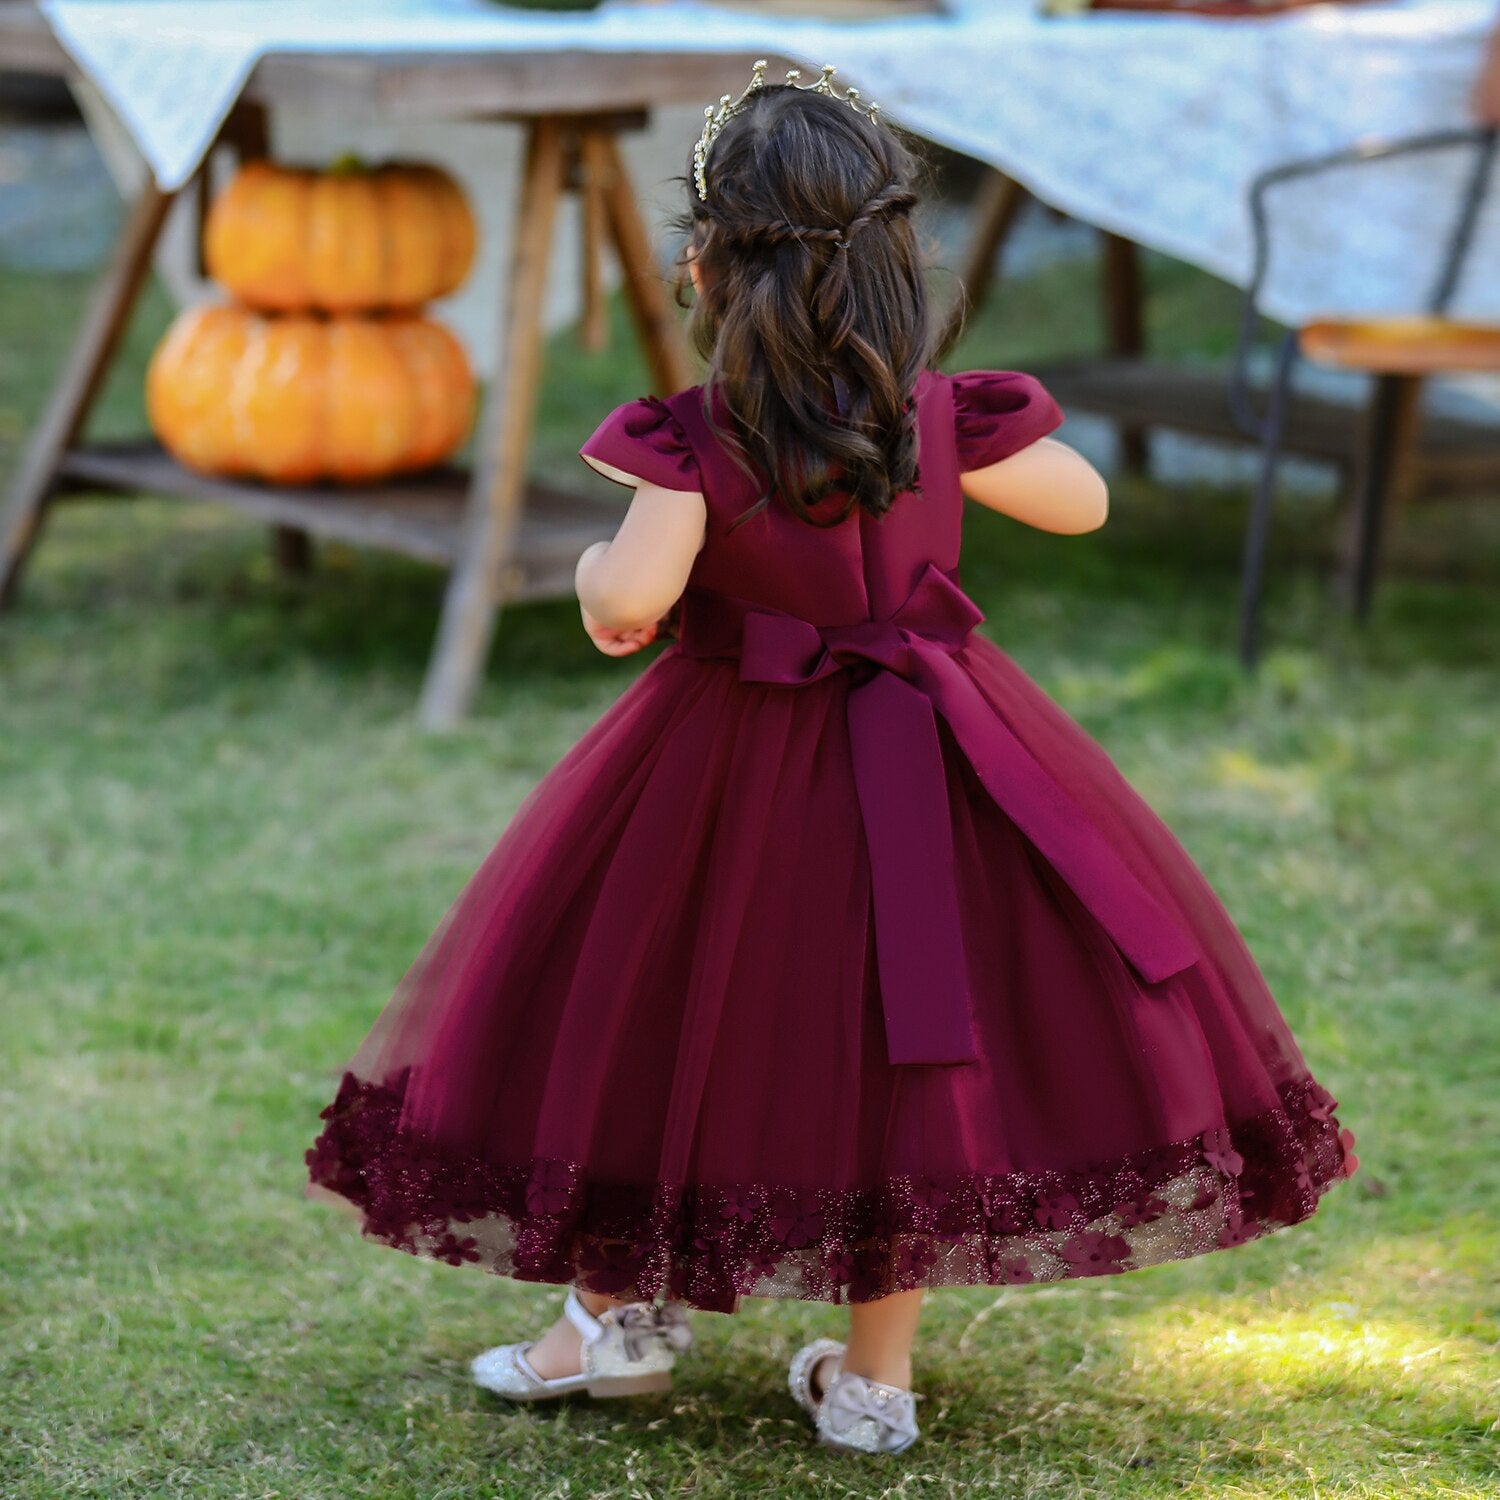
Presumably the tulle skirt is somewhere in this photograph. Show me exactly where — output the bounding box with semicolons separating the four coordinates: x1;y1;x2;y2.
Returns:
306;636;1354;1312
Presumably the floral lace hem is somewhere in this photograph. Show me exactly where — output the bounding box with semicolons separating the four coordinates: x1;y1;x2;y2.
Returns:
305;1069;1356;1314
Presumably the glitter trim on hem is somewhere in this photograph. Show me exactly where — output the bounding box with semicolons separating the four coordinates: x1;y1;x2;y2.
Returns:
306;1069;1355;1314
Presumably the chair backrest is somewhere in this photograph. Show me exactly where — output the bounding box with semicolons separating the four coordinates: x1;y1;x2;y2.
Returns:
1229;127;1499;438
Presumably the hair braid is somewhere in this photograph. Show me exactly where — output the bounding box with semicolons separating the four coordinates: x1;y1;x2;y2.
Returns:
677;83;934;527
840;181;918;245
811;178;918;346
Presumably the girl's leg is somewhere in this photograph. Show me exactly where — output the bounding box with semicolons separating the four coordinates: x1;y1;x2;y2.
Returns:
523;1286;632;1379
526;1285;926;1389
813;1288;925;1395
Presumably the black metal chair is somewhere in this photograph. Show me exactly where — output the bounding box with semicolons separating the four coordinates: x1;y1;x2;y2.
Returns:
1228;126;1500;668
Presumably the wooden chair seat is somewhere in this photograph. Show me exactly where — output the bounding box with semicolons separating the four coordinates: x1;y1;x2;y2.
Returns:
1299;315;1500;375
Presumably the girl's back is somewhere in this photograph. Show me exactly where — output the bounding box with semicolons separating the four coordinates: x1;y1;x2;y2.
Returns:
581;368;1060;624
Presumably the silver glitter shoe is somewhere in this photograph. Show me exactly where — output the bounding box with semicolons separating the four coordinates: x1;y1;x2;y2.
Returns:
470;1287;692;1401
787;1337;846;1418
814;1367;921;1455
789;1338;921;1454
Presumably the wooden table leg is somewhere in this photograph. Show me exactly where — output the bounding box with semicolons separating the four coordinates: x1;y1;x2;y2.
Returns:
0;181;175;609
586;127;693;395
576;135;609;354
1100;231;1150;474
1336;373;1424;620
938;169;1029;359
417;117;567;730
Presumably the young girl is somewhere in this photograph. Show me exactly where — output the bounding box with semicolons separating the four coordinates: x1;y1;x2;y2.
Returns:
306;63;1355;1457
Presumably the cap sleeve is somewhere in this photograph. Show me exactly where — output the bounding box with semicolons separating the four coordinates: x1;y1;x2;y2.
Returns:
579;395;701;492
950;370;1064;472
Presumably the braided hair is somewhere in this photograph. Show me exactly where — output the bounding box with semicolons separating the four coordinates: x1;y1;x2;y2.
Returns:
675;84;933;528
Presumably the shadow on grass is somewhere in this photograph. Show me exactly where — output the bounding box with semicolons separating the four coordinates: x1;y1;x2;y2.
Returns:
237;1235;1496;1493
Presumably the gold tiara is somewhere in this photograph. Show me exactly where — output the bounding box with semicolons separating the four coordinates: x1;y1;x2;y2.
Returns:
692;60;881;202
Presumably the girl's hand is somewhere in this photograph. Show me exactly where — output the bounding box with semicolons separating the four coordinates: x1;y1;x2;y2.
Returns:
581;604;660;656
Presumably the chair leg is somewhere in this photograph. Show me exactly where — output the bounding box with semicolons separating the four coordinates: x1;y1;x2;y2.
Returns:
1237;333;1299;670
1344;374;1422;623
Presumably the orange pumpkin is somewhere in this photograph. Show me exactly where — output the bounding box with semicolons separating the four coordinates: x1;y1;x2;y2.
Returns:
204;158;477;313
146;304;476;484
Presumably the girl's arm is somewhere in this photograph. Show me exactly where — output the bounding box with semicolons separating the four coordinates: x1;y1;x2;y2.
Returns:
575;470;707;635
960;437;1109;535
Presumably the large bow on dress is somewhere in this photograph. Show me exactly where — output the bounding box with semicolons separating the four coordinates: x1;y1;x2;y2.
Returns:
677;562;1199;1066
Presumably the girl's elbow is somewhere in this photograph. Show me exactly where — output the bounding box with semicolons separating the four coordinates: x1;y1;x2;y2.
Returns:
579;582;666;631
1070;473;1109;533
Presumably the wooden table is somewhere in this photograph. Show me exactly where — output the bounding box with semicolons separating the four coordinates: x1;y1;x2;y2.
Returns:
0;2;755;727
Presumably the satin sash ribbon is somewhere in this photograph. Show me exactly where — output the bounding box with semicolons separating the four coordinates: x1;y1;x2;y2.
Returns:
676;562;1199;1066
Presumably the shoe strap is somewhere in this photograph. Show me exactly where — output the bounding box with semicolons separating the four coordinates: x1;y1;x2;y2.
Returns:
563;1286;606;1345
512;1343;550;1387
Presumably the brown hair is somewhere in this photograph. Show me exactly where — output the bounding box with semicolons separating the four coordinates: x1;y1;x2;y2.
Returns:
675;84;934;529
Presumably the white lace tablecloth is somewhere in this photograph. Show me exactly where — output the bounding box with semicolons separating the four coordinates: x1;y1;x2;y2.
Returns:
38;0;1500;324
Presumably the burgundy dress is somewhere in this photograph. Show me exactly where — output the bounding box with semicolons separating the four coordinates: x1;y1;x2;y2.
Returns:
306;368;1355;1314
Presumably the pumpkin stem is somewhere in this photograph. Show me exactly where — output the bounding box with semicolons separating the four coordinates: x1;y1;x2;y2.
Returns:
327;152;370;176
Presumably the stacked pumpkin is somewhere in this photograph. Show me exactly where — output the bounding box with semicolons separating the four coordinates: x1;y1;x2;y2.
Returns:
147;159;478;485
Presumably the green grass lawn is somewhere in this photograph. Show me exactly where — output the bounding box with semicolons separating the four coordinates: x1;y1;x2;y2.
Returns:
2;248;1498;1498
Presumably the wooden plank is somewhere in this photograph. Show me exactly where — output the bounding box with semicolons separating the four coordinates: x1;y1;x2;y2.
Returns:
1031;358;1500;487
246;48;798;117
1414;454;1500;494
54;441;624;572
0;180;174;606
418;116;568;729
56;445;469;562
0;4;71;74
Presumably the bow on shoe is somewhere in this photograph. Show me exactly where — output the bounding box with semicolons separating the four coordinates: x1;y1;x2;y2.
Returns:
821;1375;921;1452
616;1302;694;1362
